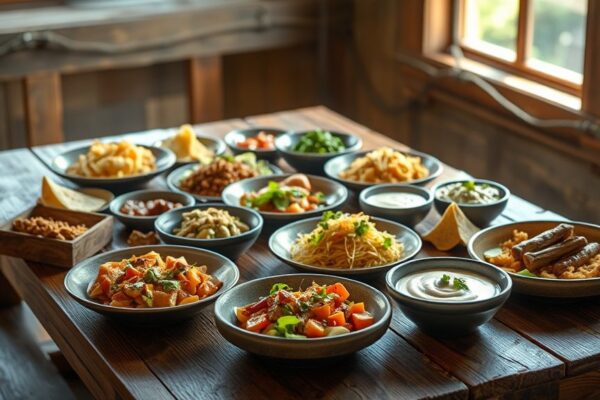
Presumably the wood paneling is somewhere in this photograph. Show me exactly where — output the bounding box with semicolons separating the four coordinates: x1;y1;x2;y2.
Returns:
23;72;63;145
188;56;224;123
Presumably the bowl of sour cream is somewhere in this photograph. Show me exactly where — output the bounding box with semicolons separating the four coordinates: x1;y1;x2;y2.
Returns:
385;257;511;336
359;184;433;227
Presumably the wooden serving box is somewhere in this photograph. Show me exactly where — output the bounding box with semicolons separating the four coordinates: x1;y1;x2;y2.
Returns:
0;205;113;268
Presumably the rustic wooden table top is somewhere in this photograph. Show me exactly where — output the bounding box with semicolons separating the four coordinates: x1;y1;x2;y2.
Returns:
1;106;599;400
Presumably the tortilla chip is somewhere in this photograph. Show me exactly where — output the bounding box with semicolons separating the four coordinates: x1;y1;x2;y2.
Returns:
422;202;480;251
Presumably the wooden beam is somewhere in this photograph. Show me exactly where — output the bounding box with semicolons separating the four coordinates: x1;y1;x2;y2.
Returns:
22;72;63;146
187;56;224;124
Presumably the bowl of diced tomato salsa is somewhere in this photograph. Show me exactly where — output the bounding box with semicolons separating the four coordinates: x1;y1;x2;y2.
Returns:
224;127;285;162
214;274;391;359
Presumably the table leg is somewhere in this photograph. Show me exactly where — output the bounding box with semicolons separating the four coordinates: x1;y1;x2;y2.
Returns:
0;258;21;306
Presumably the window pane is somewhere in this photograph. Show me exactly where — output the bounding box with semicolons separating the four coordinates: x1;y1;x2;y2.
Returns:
463;0;519;61
529;0;586;83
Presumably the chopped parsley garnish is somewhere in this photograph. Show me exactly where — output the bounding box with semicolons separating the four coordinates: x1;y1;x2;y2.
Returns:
143;268;160;283
453;277;469;291
321;210;343;222
383;236;393;249
159;280;180;292
270;283;291;295
462;181;476;191
309;231;324;245
354;220;369;236
439;274;469;291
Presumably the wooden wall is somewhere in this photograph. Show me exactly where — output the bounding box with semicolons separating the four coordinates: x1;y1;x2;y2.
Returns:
0;44;319;146
325;0;600;223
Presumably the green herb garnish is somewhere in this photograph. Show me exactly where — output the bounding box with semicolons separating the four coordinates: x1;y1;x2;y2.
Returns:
321;210;343;222
383;236;393;249
269;283;291;295
159;280;180;292
292;129;346;153
354;220;370;236
462;181;477;191
141;293;153;307
440;274;451;285
453;277;469;291
143;268;160;283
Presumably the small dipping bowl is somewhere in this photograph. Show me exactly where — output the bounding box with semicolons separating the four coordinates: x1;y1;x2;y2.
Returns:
433;179;510;227
385;257;511;337
110;189;195;231
155;204;263;260
359;184;433;227
224;127;285;162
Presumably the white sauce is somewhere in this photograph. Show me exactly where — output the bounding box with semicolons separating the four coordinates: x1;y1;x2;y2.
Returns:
366;192;427;209
395;269;500;302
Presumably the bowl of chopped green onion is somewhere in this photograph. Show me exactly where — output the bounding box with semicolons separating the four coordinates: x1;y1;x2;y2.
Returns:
275;129;362;175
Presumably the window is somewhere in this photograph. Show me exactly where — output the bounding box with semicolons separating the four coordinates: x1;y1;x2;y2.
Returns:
460;0;587;92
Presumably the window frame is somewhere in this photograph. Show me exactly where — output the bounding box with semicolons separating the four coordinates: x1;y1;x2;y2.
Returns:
458;0;586;96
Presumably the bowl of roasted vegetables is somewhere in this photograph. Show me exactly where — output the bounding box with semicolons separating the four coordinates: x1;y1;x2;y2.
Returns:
214;274;391;359
221;173;348;224
275;129;362;175
155;204;263;260
224;127;285;162
64;245;239;324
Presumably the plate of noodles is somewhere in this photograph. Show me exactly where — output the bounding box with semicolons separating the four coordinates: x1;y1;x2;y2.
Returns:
269;211;422;277
323;147;442;191
49;140;176;189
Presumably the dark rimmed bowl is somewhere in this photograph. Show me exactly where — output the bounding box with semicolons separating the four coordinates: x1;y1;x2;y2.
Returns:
155;134;226;166
221;173;348;225
324;148;443;191
269;215;422;278
385;257;512;337
214;273;391;359
64;245;239;324
166;162;283;203
359;184;433;227
49;143;176;190
433;179;510;227
468;220;600;298
275;130;362;175
155;204;263;260
224;127;285;162
109;189;195;231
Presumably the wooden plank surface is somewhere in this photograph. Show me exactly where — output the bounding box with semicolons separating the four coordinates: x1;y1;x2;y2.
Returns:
2;107;599;399
23;71;64;146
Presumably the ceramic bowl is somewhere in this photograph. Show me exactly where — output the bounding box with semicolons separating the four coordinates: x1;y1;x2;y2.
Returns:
324;148;443;191
166;162;283;202
269;216;422;278
49;144;175;190
359;184;433;227
224;127;285;162
155;134;226;166
433;179;510;227
386;257;512;336
468;220;600;297
64;245;239;324
154;204;263;260
109;189;195;231
221;173;348;225
214;274;391;359
275;130;362;175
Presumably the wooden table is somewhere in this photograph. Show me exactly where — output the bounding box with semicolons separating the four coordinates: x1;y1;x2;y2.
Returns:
1;106;599;400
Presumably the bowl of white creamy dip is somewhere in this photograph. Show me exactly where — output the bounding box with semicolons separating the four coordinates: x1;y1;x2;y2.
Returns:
359;184;433;227
385;257;511;336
